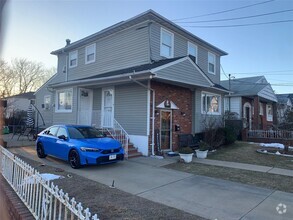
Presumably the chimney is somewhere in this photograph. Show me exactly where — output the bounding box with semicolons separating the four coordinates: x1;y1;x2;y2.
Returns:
66;39;71;46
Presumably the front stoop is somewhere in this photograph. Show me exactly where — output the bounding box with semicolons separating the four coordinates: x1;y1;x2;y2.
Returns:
127;143;143;158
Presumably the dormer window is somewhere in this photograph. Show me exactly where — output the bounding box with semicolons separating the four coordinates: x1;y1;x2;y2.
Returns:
188;42;197;63
208;52;216;74
85;43;96;64
69;50;78;68
160;28;174;58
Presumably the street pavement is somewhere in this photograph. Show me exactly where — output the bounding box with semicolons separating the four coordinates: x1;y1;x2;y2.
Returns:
7;146;293;220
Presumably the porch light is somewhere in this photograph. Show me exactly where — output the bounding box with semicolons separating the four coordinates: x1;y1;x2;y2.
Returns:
164;99;171;108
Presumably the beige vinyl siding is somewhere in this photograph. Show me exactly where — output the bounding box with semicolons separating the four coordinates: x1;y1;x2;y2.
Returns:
115;83;148;135
66;24;150;81
53;87;78;125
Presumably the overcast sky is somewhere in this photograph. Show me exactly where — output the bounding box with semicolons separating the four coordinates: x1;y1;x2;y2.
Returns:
1;0;293;94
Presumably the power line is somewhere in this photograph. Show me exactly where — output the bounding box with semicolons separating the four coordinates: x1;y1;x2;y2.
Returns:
175;9;293;23
220;64;229;79
172;0;275;21
226;70;293;75
183;19;293;28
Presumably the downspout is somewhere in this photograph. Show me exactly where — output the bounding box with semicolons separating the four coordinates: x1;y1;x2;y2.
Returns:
129;75;156;156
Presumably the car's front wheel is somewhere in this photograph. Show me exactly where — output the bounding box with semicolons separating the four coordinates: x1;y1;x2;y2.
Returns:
36;143;47;158
69;150;81;169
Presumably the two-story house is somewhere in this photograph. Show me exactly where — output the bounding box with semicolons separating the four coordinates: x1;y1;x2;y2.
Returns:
35;10;229;157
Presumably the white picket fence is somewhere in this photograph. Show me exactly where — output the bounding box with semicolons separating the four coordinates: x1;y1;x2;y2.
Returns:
0;146;99;220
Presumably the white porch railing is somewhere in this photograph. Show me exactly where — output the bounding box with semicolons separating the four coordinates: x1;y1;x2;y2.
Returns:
0;146;99;220
248;130;293;139
104;119;129;159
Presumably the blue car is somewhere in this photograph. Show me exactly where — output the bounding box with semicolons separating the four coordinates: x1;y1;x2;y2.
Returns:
36;125;124;169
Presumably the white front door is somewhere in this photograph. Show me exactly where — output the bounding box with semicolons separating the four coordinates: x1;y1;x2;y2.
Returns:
78;88;93;125
102;87;114;128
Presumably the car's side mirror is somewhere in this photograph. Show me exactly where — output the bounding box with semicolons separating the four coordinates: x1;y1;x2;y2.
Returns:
58;135;67;140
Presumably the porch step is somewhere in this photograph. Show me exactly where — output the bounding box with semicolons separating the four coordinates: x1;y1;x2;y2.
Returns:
127;145;142;158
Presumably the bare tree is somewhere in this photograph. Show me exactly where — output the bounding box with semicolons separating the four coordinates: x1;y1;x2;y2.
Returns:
11;58;55;94
0;59;16;98
0;58;55;97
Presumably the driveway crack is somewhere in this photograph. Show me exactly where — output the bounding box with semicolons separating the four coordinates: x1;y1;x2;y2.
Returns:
239;190;276;219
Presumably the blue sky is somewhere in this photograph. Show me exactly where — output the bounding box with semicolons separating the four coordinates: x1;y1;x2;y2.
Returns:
1;0;293;94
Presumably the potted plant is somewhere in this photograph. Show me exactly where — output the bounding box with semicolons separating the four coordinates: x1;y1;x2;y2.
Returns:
195;141;210;159
178;146;194;163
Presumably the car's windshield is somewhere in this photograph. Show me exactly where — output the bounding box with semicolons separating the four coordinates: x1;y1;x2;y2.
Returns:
68;127;104;139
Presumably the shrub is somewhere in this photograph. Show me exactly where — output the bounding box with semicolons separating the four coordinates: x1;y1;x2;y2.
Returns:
198;141;210;151
178;146;194;154
224;127;237;145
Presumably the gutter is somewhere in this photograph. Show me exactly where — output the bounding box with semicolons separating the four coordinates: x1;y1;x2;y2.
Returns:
49;70;152;88
129;75;156;156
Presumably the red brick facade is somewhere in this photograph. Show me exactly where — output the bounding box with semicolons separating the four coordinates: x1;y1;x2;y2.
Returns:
242;96;275;130
149;81;193;153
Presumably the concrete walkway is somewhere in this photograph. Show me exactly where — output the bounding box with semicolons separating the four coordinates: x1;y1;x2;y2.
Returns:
6;146;293;220
194;158;293;177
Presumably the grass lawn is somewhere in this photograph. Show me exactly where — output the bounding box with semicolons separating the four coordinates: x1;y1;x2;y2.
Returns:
207;141;293;170
165;162;293;193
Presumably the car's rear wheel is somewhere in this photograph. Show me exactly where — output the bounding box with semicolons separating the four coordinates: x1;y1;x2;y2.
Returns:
36;143;47;158
69;150;81;169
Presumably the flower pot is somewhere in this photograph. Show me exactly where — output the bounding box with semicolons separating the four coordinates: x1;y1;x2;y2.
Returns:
195;150;208;159
179;153;194;163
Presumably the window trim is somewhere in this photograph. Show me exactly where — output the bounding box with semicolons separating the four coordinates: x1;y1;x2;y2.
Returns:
44;95;51;110
69;50;78;68
55;88;73;113
201;91;221;115
160;27;174;58
208;52;216;74
187;41;198;63
85;43;96;64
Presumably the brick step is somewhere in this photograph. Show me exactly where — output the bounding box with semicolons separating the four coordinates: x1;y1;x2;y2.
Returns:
127;146;142;158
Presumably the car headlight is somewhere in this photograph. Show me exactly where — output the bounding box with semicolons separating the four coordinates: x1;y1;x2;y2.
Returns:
80;147;101;152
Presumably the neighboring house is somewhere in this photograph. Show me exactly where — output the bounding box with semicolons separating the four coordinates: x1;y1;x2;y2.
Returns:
35;10;229;156
221;76;277;130
276;94;293;124
4;92;35;118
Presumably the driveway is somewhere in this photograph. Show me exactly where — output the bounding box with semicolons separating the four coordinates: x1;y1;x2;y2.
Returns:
9;146;293;220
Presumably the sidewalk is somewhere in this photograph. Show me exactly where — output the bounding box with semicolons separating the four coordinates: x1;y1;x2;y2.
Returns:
193;158;293;177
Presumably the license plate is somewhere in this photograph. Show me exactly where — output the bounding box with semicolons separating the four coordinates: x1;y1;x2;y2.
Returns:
109;154;116;160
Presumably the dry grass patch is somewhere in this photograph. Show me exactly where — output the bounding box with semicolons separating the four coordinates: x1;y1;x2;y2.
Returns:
208;141;293;170
165;162;293;193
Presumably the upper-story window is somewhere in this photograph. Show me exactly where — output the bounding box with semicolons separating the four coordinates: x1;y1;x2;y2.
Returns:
160;28;174;58
44;95;51;110
187;42;198;63
69;50;78;68
208;52;216;74
85;43;96;64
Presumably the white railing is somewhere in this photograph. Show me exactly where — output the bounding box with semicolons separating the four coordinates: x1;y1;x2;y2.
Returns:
0;146;99;220
105;119;129;159
248;130;293;139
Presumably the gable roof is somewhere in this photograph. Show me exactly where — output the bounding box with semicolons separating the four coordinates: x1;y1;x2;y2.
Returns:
51;10;227;56
276;94;293;105
221;76;277;102
50;56;228;94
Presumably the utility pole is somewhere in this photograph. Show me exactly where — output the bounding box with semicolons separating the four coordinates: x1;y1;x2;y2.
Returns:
229;74;231;112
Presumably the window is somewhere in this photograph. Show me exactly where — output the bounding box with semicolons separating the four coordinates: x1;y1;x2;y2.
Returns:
208;52;216;74
44;95;51;110
188;42;198;63
69;50;78;68
202;92;221;114
56;127;68;139
44;126;59;136
160;28;174;58
266;104;273;121
85;44;96;64
56;89;73;112
259;102;264;115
